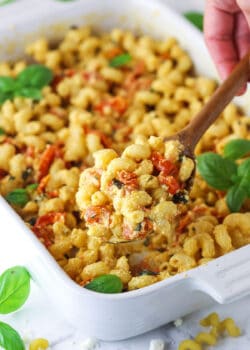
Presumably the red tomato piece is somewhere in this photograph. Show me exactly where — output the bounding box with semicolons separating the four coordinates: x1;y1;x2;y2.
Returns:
117;170;138;190
159;174;180;195
94;96;128;116
122;224;134;240
37;144;60;182
37;174;50;194
33;212;65;248
176;214;192;234
83;71;102;82
109;96;128;114
137;218;153;239
151;152;178;175
65;69;76;77
84;205;111;226
35;212;65;227
32;226;53;248
47;190;59;198
105;47;123;59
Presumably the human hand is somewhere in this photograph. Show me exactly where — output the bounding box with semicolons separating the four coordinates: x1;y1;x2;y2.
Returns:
204;0;250;93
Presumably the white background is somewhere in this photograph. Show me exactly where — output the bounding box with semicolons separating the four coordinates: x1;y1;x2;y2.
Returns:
2;0;250;349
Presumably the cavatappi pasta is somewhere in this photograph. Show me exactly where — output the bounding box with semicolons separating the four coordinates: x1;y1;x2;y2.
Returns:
0;27;250;291
178;312;241;349
76;138;192;242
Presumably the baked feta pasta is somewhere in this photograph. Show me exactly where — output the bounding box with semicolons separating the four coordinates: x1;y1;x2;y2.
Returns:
76;138;193;243
0;27;250;291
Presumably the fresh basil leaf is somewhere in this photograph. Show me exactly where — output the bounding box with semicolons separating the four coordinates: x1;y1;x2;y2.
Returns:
26;183;38;191
237;158;250;177
85;274;123;293
226;183;247;212
184;12;203;31
224;139;250;160
17;64;53;89
0;0;16;5
109;53;132;68
0;321;25;350
0;91;13;105
0;128;5;135
5;189;29;207
237;159;250;196
0;77;16;93
15;87;42;100
197;153;237;190
0;266;30;314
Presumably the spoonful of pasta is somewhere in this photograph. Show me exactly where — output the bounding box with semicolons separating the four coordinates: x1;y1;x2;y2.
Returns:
76;53;250;244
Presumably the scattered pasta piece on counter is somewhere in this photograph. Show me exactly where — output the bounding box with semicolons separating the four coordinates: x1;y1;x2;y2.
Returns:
199;312;220;327
195;332;217;346
29;338;50;350
178;312;241;349
178;339;202;350
220;318;241;337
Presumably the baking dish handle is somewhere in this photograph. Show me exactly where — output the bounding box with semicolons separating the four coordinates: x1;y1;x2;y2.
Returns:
192;245;250;304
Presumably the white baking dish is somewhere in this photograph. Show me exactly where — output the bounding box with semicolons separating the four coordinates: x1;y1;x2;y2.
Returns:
1;0;250;341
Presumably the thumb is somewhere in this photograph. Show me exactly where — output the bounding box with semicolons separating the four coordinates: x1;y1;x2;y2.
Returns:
236;0;250;27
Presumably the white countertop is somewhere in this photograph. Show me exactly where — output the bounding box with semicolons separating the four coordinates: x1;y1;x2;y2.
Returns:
2;0;250;349
2;281;250;350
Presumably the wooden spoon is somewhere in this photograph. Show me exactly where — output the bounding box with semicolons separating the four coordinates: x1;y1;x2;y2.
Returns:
166;53;250;161
109;53;250;244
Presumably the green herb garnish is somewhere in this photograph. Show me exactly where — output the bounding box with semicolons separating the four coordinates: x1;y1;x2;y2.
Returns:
0;128;5;135
5;189;29;207
5;182;38;206
109;53;132;68
197;153;237;190
26;183;38;192
0;321;25;350
0;64;53;105
0;76;16;92
184;12;203;31
197;138;250;212
223;139;250;160
0;266;31;349
0;91;13;105
135;222;142;231
112;178;123;189
85;274;123;293
17;65;52;89
0;266;30;314
0;0;16;6
140;270;158;276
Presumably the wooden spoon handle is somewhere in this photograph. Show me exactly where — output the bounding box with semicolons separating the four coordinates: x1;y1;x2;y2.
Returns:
180;53;250;152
